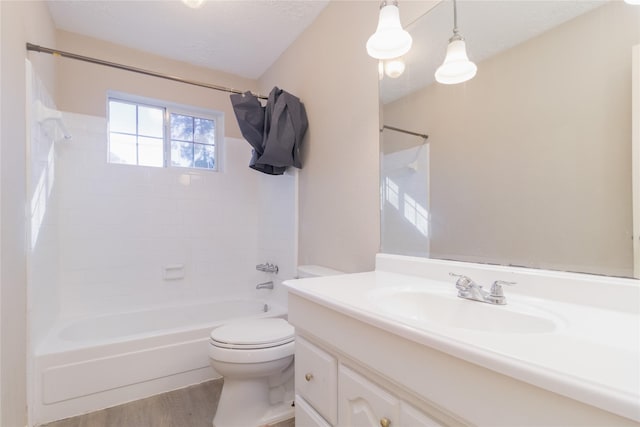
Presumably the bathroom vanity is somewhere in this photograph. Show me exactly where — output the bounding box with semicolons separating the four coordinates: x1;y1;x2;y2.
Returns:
284;254;640;426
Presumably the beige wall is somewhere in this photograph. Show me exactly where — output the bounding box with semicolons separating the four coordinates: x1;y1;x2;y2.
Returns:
384;2;639;277
259;1;382;273
56;30;258;140
1;1;57;425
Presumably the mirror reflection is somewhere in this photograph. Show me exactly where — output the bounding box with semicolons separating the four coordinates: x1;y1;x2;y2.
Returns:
380;1;640;278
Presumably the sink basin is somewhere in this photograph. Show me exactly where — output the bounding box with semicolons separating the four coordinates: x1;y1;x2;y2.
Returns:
369;287;563;334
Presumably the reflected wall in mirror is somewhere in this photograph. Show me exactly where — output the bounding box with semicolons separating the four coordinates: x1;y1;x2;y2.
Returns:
380;1;640;278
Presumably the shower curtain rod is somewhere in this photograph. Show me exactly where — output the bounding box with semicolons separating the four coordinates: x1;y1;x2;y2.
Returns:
381;125;429;140
26;43;268;100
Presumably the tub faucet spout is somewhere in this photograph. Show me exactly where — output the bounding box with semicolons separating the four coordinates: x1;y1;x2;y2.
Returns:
256;281;274;290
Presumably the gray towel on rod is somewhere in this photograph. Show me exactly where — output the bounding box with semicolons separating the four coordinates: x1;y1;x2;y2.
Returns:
230;87;308;175
230;91;284;175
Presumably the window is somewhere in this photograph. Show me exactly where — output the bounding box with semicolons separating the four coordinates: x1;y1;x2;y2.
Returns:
170;113;216;169
108;93;222;171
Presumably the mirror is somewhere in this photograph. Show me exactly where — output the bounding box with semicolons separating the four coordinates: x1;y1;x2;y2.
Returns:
380;1;640;278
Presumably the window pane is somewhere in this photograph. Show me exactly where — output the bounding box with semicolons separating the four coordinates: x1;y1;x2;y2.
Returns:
138;106;163;138
109;101;136;134
138;137;164;167
170;114;194;141
194;118;215;145
171;140;194;167
109;133;137;165
194;143;216;169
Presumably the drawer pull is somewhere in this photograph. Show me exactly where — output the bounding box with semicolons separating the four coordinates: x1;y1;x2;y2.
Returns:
380;417;391;427
304;373;314;381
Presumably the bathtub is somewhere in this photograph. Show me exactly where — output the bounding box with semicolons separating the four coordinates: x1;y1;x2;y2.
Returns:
32;297;286;426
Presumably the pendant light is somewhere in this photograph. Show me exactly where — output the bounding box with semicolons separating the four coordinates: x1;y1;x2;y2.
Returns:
367;0;413;60
384;57;406;79
624;0;640;4
435;0;477;85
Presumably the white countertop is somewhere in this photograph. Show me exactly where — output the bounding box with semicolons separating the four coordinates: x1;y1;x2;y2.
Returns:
284;265;640;422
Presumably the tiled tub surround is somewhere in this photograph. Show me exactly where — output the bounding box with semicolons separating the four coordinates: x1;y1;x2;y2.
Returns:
27;61;61;353
34;298;287;425
55;113;295;317
285;254;640;426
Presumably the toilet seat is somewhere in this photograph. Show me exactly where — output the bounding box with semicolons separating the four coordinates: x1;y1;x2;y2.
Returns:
210;318;294;350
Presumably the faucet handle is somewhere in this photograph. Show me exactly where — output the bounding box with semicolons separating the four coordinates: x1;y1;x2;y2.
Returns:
449;272;476;290
489;280;516;298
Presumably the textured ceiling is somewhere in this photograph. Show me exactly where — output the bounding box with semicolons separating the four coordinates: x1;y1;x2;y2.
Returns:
46;0;330;79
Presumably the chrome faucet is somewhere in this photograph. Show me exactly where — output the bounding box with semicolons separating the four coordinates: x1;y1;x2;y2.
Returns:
256;281;274;290
449;273;515;305
256;263;279;274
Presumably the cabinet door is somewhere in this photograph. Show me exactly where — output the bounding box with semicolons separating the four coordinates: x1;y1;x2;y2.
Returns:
296;395;333;427
401;401;446;427
296;336;338;425
338;365;400;427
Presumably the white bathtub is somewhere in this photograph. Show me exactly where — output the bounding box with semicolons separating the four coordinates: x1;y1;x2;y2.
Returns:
32;297;286;426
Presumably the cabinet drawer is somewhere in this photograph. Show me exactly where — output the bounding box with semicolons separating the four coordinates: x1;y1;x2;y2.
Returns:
338;364;400;427
295;336;338;425
296;395;333;427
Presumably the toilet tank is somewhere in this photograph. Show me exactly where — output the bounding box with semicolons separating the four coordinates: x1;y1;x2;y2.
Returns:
297;265;344;278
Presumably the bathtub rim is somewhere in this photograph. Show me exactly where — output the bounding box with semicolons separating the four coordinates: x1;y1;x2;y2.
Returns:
36;295;287;356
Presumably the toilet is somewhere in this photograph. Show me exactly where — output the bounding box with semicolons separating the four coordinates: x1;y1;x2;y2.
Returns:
208;265;343;427
208;318;295;427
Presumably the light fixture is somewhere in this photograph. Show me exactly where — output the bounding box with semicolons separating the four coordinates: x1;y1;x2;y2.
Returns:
624;0;640;4
182;0;204;8
435;0;477;85
384;57;406;79
366;0;413;60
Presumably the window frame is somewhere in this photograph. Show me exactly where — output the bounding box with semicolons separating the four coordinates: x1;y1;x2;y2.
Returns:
107;91;224;171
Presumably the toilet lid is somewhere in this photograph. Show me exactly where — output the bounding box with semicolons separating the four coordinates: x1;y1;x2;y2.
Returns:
210;318;294;349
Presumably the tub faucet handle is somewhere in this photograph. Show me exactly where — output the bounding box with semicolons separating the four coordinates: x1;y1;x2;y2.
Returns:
256;263;279;274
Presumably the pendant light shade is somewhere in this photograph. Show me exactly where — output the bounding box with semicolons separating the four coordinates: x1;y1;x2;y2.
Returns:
384;57;406;78
435;37;477;84
366;1;413;60
435;0;477;85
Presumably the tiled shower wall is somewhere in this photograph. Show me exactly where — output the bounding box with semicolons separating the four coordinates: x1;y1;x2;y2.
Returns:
53;112;296;319
27;60;60;349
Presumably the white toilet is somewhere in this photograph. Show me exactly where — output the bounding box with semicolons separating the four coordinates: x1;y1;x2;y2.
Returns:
208;318;295;427
208;265;342;427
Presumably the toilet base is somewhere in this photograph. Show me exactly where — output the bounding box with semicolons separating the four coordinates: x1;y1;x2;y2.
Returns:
212;375;294;427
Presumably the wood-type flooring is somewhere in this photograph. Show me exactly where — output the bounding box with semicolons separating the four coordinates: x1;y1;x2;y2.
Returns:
42;379;295;427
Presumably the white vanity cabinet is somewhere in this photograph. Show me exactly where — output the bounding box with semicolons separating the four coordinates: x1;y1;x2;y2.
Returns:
287;285;640;427
293;322;450;427
295;336;444;427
